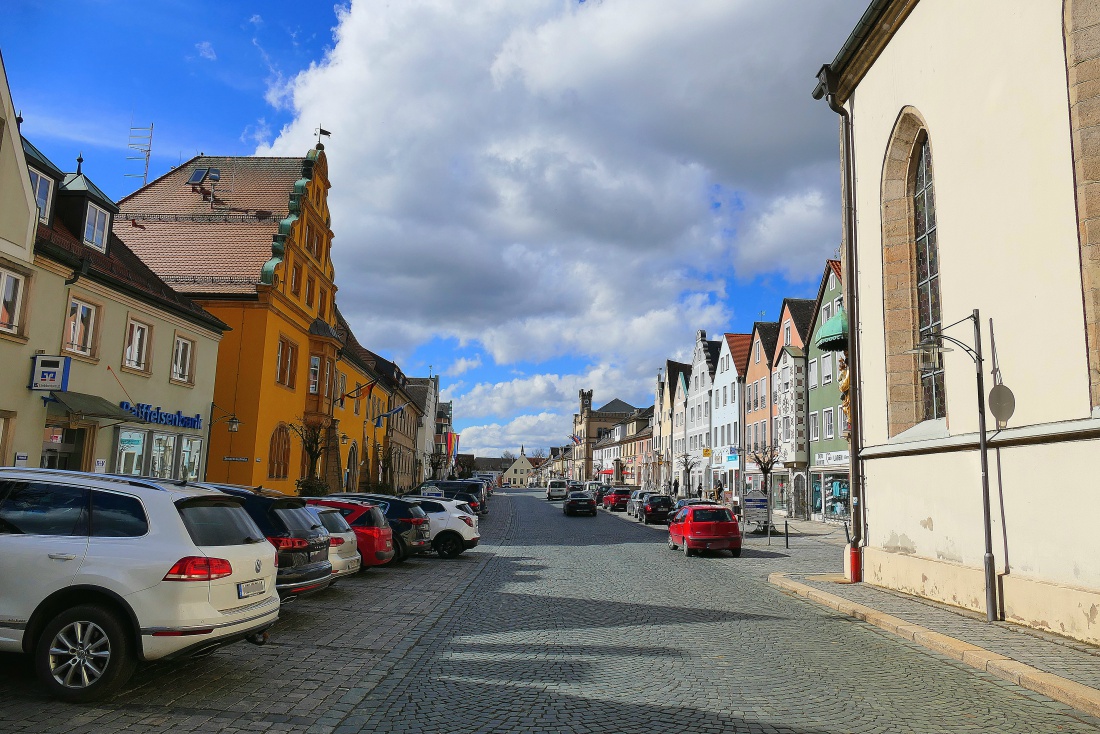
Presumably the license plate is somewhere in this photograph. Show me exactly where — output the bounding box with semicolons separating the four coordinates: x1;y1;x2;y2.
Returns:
237;579;265;598
349;558;361;571
310;550;326;562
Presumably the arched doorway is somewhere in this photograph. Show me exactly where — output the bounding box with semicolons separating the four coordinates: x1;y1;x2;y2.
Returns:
346;441;359;491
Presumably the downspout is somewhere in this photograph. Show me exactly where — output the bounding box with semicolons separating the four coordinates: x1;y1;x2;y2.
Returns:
814;65;865;548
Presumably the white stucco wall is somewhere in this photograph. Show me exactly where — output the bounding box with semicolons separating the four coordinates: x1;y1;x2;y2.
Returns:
851;0;1089;445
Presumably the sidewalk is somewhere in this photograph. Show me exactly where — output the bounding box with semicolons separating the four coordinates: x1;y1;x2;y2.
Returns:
770;571;1100;721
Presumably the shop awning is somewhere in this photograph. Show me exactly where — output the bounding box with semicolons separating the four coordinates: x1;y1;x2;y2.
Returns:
50;391;139;422
815;306;848;352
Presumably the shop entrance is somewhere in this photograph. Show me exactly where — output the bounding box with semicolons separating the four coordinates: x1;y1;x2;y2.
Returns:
41;423;93;470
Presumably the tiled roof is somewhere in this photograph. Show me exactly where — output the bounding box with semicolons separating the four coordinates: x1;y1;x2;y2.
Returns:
783;298;817;343
724;333;753;376
35;221;228;332
705;339;722;379
828;258;842;280
405;382;430;411
752;321;780;366
114;155;308;295
597;398;635;414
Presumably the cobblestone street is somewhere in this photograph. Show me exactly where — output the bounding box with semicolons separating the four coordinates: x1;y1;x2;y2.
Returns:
2;489;1098;733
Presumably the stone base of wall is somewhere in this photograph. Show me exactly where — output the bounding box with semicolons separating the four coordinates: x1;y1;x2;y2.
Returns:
863;547;1100;646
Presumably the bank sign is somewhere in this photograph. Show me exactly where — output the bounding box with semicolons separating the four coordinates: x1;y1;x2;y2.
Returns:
120;401;204;430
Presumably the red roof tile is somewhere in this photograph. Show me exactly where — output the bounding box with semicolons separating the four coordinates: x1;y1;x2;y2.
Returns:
115;155;307;294
724;333;753;376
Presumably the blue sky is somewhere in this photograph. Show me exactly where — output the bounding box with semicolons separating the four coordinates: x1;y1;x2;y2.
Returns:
2;0;865;455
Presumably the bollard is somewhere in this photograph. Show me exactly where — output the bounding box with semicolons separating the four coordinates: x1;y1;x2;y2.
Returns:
785;520;789;549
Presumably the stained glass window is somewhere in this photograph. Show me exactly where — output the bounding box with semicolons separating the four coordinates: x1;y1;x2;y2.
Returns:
914;139;945;420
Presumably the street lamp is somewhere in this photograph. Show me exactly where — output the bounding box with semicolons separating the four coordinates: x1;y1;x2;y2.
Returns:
905;308;998;622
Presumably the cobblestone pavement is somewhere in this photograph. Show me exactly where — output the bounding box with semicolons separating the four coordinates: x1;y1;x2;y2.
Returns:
1;489;1098;733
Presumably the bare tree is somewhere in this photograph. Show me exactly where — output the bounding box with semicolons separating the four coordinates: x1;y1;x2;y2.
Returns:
428;449;448;480
453;454;475;479
676;453;700;496
288;416;331;495
748;441;785;530
529;447;546;460
501;450;517;463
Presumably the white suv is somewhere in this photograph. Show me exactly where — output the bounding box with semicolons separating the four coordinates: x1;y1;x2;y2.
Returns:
546;479;568;500
0;469;280;701
407;495;480;557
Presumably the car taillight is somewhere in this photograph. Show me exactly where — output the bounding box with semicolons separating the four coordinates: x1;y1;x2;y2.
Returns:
267;536;309;550
163;556;233;581
460;515;474;527
330;537;345;546
407;517;428;525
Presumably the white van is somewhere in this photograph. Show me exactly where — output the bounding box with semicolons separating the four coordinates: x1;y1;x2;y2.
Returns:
546;479;569;501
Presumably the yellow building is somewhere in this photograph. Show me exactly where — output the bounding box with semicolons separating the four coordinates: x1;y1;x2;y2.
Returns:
115;144;371;493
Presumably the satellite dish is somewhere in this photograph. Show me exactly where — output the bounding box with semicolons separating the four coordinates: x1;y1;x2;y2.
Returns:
988;384;1015;428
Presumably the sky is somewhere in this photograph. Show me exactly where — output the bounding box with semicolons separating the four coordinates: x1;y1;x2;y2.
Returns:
2;0;867;457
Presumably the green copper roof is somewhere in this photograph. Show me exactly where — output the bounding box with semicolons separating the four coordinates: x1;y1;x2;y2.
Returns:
61;172;118;212
21;137;64;180
816;306;848;352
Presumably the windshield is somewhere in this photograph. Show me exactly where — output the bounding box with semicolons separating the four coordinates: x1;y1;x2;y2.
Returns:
177;499;264;546
310;508;352;533
692;508;733;522
273;502;322;532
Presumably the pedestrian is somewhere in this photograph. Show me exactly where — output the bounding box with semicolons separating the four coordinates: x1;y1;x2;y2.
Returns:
673;478;679;497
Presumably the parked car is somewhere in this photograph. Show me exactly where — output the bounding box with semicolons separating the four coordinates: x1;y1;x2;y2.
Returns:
0;468;280;702
203;483;333;598
330;494;431;562
405;495;480;557
593;485;614;504
306;498;394;567
546;479;569;500
417;481;489;515
562;491;597;516
626;490;657;517
602;487;632;511
640;494;673;525
667;504;742;557
583;481;604;497
305;506;360;579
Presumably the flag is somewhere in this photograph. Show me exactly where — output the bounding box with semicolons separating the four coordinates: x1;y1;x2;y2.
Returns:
318;127;331;137
570;434;582;445
373;401;407;428
451;433;461;458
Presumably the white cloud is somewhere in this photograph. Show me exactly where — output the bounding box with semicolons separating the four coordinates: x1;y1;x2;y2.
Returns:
195;41;217;61
458;412;572;456
249;14;263;25
240;117;272;147
255;0;865;450
446;355;482;377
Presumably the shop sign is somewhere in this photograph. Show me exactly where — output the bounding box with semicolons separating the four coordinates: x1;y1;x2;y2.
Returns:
725;452;738;463
702;448;711;457
94;458;107;473
223;456;249;463
119;401;203;429
29;355;71;391
814;450;850;466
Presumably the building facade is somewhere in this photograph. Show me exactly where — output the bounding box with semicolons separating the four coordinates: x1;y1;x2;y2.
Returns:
743;322;779;496
771;298;815;516
815;0;1100;642
712;334;751;500
684;330;721;495
571;392;634;481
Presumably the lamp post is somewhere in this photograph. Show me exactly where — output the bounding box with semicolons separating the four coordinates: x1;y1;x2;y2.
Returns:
906;308;997;623
203;402;240;482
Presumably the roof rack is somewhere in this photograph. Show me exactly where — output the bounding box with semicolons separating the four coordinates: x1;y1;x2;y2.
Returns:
5;468;173;492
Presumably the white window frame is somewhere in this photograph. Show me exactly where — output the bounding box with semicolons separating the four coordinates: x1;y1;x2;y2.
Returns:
755;341;760;363
828;272;836;291
822;303;832;324
84;202;110;251
123;317;151;371
834;296;843;313
171;335;195;384
65;296;97;356
723;385;728;405
784;320;791;346
810;412;819;441
809;359;818;389
0;267;27;334
822;355;833;384
28;168;53;223
309;355;321;394
824;408;834;440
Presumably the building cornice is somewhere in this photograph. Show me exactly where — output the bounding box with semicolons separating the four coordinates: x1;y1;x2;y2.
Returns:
831;0;920;104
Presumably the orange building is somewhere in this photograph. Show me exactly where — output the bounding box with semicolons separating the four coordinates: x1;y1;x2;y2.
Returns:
115;144;372;493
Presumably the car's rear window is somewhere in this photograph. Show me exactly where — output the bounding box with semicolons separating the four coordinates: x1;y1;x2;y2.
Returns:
407;505;427;519
567;492;589;499
272;502;320;533
614;489;631;496
692;508;733;522
311;509;352;534
648;496;672;507
178;499;264;546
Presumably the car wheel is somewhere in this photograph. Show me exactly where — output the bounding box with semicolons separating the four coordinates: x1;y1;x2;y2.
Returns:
389;538;408;564
667;536;677;550
642;514;649;525
35;604;136;703
731;547;742;558
682;541;694;557
435;533;464;559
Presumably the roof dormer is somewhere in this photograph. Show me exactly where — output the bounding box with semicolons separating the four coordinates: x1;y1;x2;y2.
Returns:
21;137;64;226
56;153;118;254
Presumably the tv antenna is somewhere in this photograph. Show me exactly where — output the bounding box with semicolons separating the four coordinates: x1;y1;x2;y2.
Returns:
126;119;154;187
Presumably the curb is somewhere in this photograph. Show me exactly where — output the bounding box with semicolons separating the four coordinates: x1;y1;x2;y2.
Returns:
768;572;1100;719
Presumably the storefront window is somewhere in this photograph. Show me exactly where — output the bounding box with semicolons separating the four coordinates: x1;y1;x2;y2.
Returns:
823;473;850;520
771;472;789;512
116;430;147;475
811;474;823;514
180;437;203;481
150;433;177;479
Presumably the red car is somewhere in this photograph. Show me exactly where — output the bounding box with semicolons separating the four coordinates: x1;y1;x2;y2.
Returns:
307;499;395;567
667;504;742;557
602;487;632;511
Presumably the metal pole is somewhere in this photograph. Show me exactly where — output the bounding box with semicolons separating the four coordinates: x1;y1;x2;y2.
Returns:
785;520;789;549
973;309;997;622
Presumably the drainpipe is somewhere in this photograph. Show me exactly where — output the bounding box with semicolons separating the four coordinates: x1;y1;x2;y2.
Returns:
813;65;865;553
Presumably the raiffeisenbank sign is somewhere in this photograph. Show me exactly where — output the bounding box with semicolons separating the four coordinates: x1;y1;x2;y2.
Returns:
119;401;204;430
